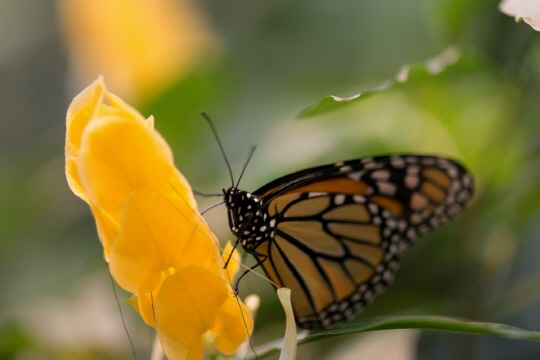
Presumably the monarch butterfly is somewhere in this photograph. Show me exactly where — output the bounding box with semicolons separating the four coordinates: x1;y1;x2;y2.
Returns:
223;154;474;329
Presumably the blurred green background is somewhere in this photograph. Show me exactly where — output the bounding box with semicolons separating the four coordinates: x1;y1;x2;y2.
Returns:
2;0;540;359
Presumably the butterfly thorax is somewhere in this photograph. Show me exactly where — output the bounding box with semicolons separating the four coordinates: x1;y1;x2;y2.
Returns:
223;187;271;249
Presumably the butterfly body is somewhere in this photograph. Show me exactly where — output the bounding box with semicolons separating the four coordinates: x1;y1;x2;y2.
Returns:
224;155;474;329
224;188;269;250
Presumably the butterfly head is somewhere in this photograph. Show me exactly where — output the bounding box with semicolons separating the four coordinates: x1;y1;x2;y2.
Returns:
223;187;268;248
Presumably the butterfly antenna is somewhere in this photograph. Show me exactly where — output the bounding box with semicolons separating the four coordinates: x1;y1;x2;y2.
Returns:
201;200;226;215
201;112;235;187
236;145;256;188
192;189;222;197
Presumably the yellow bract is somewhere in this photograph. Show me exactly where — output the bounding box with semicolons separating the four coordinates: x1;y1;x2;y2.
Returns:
109;189;220;294
155;266;252;358
58;0;219;102
65;78;252;360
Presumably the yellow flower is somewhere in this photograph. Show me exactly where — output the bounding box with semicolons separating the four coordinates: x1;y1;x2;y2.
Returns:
65;77;253;359
58;0;219;102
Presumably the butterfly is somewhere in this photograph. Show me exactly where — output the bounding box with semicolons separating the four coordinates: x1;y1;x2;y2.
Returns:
223;154;474;329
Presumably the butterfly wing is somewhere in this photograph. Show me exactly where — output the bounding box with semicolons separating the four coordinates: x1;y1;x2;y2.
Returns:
252;155;474;329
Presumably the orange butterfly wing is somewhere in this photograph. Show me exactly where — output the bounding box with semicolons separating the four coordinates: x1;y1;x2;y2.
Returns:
251;155;473;329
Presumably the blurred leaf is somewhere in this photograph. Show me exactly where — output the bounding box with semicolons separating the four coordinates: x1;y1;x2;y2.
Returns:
0;322;33;359
486;263;540;319
251;315;540;359
139;64;229;173
296;81;392;119
297;47;462;119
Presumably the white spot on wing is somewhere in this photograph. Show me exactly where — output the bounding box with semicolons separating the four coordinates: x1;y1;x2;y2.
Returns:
363;162;383;170
390;155;406;168
447;166;458;178
410;192;429;210
405;174;419;189
334;194;346;205
371;169;391;180
377;182;397;196
410;213;423;225
462;174;472;188
353;195;366;203
421;157;437;165
348;172;363;181
361;157;373;164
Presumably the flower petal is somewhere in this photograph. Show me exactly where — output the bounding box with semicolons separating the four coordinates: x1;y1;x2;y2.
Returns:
90;205;120;256
65;77;106;200
500;0;540;31
109;189;219;293
58;0;219;101
129;289;160;328
66;157;89;202
154;266;230;360
66;77;106;154
211;295;253;355
159;168;198;210
278;288;297;360
65;78;255;359
77;115;174;214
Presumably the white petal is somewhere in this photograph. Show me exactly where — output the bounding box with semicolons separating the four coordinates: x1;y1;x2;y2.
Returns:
278;288;297;360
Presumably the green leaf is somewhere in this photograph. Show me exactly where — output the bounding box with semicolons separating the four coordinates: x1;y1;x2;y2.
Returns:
297;47;461;119
249;315;540;359
296;81;392;119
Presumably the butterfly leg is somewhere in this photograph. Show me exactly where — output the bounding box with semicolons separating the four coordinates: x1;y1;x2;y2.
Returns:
232;247;268;295
224;213;256;269
223;237;242;269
